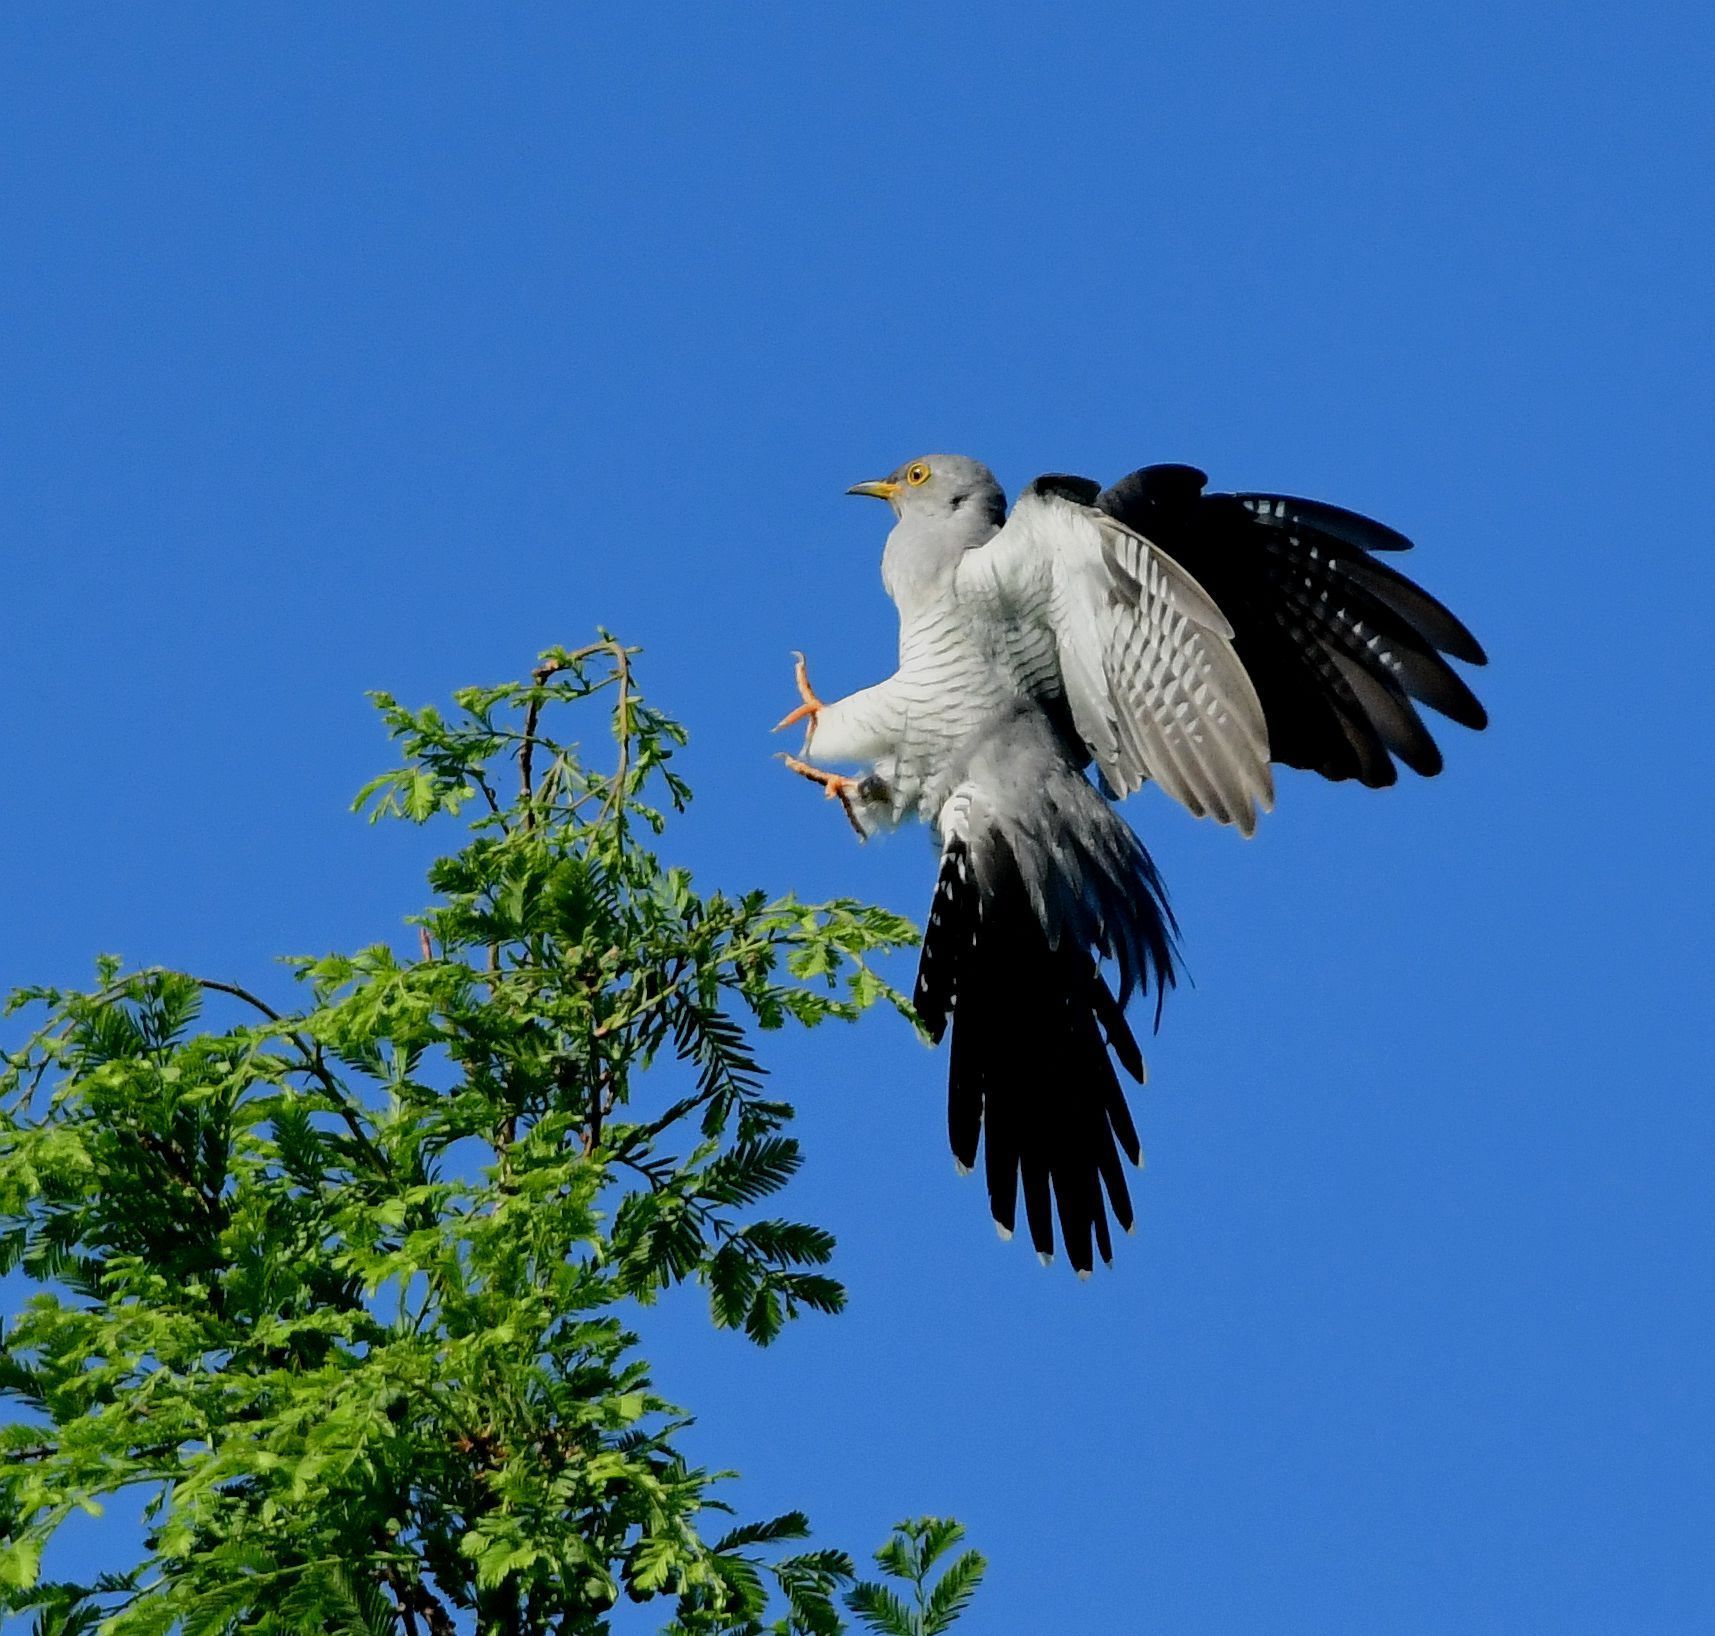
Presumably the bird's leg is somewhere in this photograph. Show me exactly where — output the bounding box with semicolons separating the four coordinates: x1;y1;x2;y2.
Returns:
772;651;824;739
778;753;872;840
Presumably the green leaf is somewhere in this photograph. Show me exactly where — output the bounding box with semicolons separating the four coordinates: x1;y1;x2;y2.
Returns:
922;1551;986;1635
849;1519;986;1636
0;1535;42;1592
846;1581;916;1636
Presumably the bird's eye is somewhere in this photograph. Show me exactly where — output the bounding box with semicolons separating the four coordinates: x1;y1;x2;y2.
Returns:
906;462;931;487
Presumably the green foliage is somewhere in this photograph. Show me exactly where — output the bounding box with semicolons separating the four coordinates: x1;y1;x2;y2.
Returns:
845;1519;985;1636
0;641;976;1635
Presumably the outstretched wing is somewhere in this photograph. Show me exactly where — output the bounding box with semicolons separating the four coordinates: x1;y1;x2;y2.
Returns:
956;476;1275;835
1096;465;1488;786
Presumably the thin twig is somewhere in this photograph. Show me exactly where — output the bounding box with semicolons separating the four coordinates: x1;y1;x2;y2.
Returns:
470;770;504;821
5;969;384;1173
519;640;633;831
381;1566;422;1636
591;955;692;1040
609;1078;724;1158
192;976;288;1022
187;977;386;1171
519;640;618;817
382;1566;456;1636
600;649;633;827
579;1049;617;1156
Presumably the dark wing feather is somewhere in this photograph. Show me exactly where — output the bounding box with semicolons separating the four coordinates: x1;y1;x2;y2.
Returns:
1096;467;1487;787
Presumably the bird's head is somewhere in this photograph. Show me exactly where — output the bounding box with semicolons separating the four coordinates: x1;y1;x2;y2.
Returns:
847;454;1006;529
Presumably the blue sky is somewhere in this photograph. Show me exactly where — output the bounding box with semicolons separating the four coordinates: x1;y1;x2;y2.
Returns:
4;2;1712;1630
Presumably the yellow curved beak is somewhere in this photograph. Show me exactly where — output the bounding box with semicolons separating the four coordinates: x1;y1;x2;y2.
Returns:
846;478;900;501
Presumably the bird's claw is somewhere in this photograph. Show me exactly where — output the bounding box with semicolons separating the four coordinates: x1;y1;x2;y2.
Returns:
778;753;868;841
772;651;825;736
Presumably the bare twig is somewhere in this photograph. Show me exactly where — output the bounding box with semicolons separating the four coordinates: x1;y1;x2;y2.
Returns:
609;1076;724;1158
383;1568;421;1636
382;1566;456;1636
192;976;288;1021
519;642;613;812
579;1053;617;1156
518;640;633;829
470;769;504;820
600;649;633;827
517;669;556;813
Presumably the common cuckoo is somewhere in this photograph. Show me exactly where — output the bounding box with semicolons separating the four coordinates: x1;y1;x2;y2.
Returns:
777;455;1486;1274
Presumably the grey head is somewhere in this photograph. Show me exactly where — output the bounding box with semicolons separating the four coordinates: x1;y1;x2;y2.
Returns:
847;454;1007;531
847;454;1008;603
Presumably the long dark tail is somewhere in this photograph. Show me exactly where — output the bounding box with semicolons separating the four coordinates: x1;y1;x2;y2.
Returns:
913;822;1173;1274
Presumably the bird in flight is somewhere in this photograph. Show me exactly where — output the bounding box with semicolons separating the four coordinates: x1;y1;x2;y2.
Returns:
777;456;1486;1274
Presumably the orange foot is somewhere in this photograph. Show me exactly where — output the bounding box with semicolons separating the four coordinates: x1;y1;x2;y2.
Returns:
773;651;825;738
779;753;869;840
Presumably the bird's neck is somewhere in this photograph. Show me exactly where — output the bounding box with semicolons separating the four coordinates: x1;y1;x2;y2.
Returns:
881;511;988;616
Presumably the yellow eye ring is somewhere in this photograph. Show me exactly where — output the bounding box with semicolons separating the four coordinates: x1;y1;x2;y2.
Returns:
906;462;931;487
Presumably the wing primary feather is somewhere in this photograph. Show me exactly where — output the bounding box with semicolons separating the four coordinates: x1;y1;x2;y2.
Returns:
1099;476;1488;786
1235;492;1416;554
1327;650;1444;776
1331;552;1488;665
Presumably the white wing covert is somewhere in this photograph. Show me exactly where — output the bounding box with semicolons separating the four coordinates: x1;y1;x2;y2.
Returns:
956;478;1275;835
